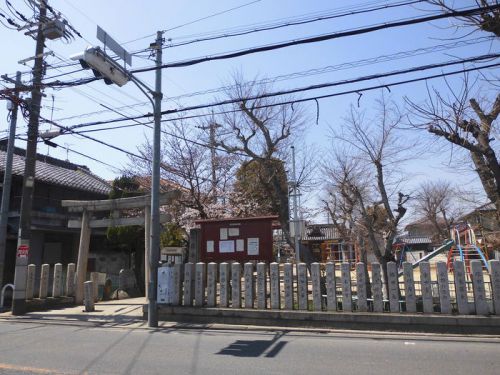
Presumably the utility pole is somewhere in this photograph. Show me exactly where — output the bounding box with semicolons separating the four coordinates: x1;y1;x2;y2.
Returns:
290;145;300;263
0;72;22;287
12;1;47;315
148;30;163;328
199;112;219;201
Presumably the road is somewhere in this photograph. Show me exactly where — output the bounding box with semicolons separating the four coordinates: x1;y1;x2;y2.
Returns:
0;321;498;374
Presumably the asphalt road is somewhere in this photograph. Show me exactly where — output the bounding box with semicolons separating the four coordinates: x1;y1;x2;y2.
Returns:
0;321;499;375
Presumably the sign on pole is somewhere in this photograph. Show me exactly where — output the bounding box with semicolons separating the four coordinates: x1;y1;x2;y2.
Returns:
96;26;132;66
16;244;29;258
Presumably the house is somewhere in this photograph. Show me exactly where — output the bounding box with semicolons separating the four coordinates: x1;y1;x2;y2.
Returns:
0;142;112;286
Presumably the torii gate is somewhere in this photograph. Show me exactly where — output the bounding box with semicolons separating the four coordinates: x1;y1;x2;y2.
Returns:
62;190;180;304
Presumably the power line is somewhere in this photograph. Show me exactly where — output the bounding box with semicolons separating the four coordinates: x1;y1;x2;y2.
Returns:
131;4;500;74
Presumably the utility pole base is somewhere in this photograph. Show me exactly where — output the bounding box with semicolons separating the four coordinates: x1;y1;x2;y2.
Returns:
11;298;26;315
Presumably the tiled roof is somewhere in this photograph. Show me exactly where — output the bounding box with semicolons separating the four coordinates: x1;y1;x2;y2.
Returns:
302;224;341;241
396;236;433;245
0;147;112;195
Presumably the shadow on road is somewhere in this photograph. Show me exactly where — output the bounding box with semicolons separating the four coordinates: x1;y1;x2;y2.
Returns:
217;332;288;357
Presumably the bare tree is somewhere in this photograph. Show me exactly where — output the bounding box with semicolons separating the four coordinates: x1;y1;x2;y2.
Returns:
406;79;500;218
426;0;500;36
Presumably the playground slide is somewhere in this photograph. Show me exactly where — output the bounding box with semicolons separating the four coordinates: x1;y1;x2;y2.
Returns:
397;240;454;275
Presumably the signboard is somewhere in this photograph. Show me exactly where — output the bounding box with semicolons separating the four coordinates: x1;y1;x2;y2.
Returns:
157;265;174;304
16;244;29;258
97;26;132;66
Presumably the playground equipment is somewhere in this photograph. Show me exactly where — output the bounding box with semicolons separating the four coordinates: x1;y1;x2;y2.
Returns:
396;240;454;276
394;243;420;270
446;223;489;274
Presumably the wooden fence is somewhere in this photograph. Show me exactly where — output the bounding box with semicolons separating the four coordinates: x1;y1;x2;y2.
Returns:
159;259;500;315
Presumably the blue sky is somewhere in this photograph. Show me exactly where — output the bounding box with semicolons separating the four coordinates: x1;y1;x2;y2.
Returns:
0;0;498;221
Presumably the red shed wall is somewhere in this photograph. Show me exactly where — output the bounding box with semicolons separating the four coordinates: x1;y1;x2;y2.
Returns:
199;218;274;263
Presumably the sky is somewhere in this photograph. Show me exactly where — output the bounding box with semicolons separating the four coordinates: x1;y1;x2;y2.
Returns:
0;0;498;223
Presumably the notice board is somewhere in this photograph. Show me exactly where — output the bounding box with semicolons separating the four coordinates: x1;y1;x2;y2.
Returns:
196;216;277;263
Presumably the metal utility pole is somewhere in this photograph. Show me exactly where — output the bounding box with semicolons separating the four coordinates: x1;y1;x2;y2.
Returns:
12;2;47;315
0;72;22;287
148;30;163;328
290;145;300;263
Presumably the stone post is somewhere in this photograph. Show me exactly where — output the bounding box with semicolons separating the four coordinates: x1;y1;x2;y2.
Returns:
231;263;241;308
371;263;383;313
66;263;75;297
257;262;267;309
311;262;321;311
244;262;254;309
470;260;489;315
326;262;337;312
207;262;217;307
90;272;99;302
83;280;94;312
453;260;469;315
26;264;36;300
356;263;368;312
172;263;182;306
219;262;230;308
341;262;352;312
183;262;194;306
195;262;206;307
436;261;452;314
419;262;433;313
52;263;63;298
403;262;416;313
489;260;500;315
39;264;49;299
270;262;281;310
387;262;399;313
284;263;294;310
298;263;308;310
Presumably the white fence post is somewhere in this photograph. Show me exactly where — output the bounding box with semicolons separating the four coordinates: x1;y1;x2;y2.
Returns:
356;263;367;312
489;260;500;315
284;263;294;310
371;263;383;313
232;263;241;308
403;262;416;313
453;260;469;315
311;263;322;311
26;264;36;300
257;262;267;309
341;262;352;312
270;262;281;310
220;262;230;308
52;263;63;298
207;262;217;307
183;262;194;306
244;262;254;309
419;262;433;314
66;263;75;297
39;264;49;299
326;262;337;312
298;263;308;310
471;260;489;315
195;262;206;307
436;261;452;314
387;262;399;313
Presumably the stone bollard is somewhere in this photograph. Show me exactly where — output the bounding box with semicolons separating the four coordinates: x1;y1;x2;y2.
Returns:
84;281;95;312
39;264;49;299
257;262;267;309
490;260;500;315
311;263;321;311
219;263;230;308
284;263;294;310
270;262;280;310
371;263;383;313
26;264;36;300
183;262;194;306
244;262;254;309
173;264;182;306
90;272;99;302
66;263;76;297
340;262;352;312
326;262;337;312
195;262;206;307
207;263;217;307
402;262;416;313
356;263;368;312
470;260;489;315
52;263;63;298
231;263;241;308
298;263;308;310
419;262;433;314
436;261;452;314
387;262;399;313
453;261;469;315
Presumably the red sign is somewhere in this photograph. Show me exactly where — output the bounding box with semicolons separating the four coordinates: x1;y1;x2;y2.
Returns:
16;244;29;258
